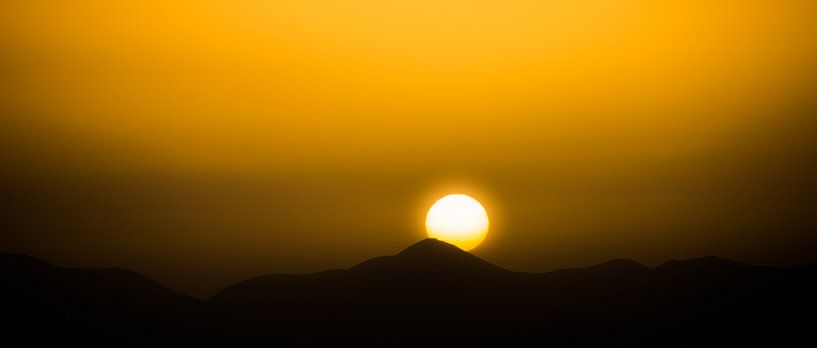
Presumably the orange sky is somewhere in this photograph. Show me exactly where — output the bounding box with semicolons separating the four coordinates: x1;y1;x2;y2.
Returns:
2;0;817;297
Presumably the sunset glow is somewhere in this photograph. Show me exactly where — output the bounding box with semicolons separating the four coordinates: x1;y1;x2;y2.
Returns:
426;194;489;251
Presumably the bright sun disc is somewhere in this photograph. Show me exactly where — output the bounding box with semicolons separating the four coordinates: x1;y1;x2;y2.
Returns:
425;194;489;251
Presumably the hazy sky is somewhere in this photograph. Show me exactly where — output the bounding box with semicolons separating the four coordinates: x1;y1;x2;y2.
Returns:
2;0;817;297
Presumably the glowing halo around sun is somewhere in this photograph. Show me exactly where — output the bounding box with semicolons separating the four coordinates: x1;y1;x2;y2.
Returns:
425;194;489;251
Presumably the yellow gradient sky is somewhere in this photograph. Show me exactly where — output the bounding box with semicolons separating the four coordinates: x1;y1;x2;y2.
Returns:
2;1;817;297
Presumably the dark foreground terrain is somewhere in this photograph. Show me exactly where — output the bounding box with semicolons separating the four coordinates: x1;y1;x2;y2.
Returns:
3;239;816;346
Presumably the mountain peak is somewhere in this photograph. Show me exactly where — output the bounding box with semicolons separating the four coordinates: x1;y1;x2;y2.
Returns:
348;238;506;275
396;238;466;257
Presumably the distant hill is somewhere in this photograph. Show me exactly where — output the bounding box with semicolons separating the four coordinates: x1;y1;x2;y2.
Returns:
2;239;816;346
0;253;201;344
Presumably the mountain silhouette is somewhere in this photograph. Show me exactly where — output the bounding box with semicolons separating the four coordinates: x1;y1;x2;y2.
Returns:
3;240;816;346
352;238;507;274
212;239;662;303
1;253;197;303
212;239;512;299
0;253;200;344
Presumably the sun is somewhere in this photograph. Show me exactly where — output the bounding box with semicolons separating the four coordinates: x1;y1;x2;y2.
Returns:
425;194;489;251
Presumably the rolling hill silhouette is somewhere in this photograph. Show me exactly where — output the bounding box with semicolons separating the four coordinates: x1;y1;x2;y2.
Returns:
212;238;511;299
0;253;201;344
3;239;816;346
